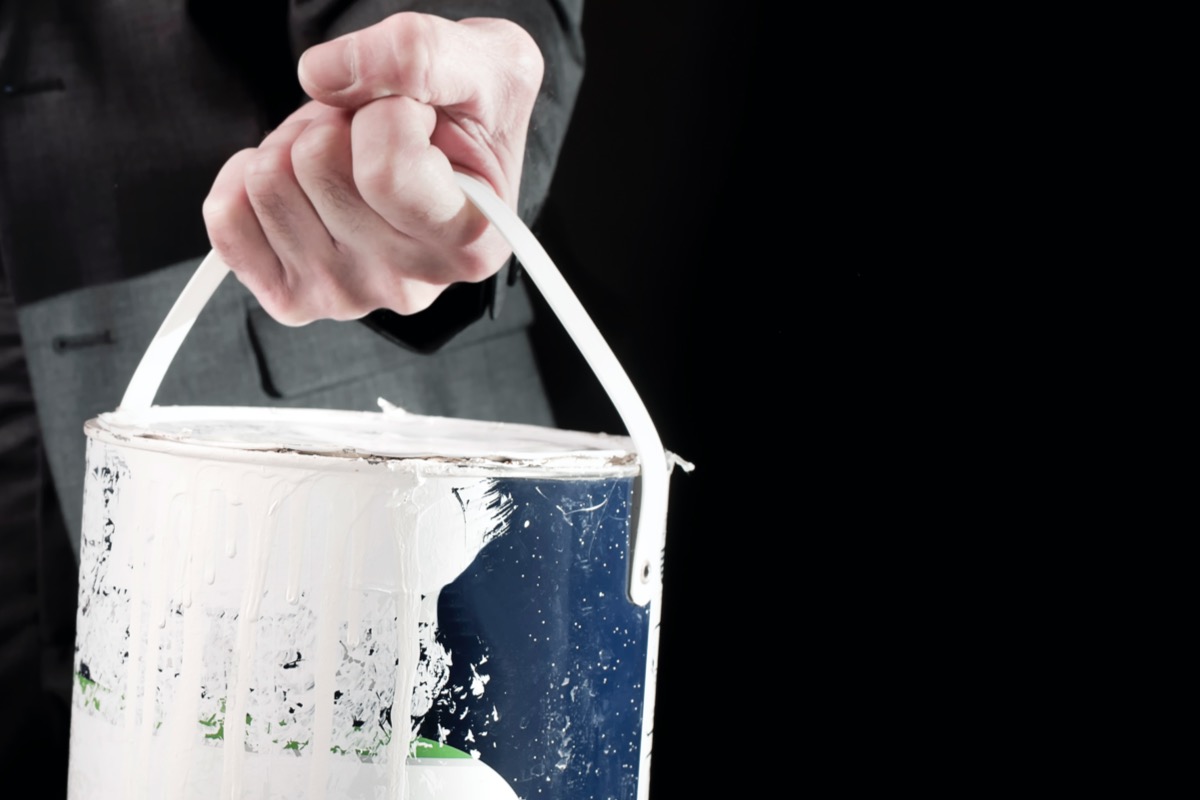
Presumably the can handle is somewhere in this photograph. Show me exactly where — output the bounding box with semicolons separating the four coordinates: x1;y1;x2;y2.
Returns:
119;173;669;607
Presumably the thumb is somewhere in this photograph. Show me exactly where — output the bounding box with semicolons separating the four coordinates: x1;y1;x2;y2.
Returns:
299;14;531;111
297;34;359;100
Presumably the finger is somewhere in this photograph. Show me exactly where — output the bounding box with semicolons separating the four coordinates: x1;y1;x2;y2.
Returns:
203;149;288;313
290;106;420;254
290;106;474;315
290;107;434;309
289;107;369;239
275;100;328;128
298;14;542;115
246;117;330;250
350;96;502;283
244;119;381;324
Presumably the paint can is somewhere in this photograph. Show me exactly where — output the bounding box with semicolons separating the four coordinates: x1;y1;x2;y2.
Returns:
65;175;686;799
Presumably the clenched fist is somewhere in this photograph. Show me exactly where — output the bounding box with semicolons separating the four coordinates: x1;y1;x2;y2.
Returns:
203;13;543;325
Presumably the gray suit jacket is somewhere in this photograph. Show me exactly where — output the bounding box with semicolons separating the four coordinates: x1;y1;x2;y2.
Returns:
18;256;553;552
2;0;584;551
0;0;584;305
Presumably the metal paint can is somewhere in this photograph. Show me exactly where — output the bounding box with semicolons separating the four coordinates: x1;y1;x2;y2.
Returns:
68;406;665;799
65;174;683;799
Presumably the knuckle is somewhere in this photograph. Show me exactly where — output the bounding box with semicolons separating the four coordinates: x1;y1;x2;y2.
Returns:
329;304;373;322
319;177;356;214
272;307;315;327
290;123;333;170
389;288;438;317
243;145;292;193
378;14;433;97
291;113;350;169
304;263;363;321
202;150;254;231
502;23;545;90
203;214;253;277
233;263;309;327
352;148;397;205
308;268;344;307
201;192;239;238
453;245;503;284
377;262;439;315
468;18;543;98
292;121;357;211
259;289;306;327
456;203;495;244
437;207;496;253
381;12;425;50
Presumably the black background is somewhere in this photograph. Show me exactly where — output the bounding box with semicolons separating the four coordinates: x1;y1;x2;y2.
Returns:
528;3;779;793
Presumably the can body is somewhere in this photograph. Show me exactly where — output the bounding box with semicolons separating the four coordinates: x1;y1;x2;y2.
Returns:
68;415;657;800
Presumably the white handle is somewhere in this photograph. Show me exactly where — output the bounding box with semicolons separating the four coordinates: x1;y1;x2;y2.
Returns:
455;175;669;606
120;251;230;412
119;174;669;606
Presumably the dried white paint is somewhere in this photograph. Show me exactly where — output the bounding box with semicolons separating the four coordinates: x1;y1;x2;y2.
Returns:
66;408;646;800
68;438;515;798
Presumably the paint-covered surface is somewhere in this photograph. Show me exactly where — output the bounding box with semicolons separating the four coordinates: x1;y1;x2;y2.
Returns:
97;406;639;466
418;478;649;798
68;412;657;800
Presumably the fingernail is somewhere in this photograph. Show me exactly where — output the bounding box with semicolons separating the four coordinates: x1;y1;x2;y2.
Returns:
300;36;357;93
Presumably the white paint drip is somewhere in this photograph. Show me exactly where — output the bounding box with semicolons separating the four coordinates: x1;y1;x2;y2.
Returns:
203;488;220;586
308;481;347;798
68;441;516;799
388;513;420;800
343;491;369;648
167;482;211;800
136;490;176;798
121;470;148;799
285;493;305;606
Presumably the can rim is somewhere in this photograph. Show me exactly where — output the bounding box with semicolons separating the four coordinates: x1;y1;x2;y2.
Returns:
85;406;641;477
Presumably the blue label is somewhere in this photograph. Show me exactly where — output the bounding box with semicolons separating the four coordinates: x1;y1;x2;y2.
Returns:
418;477;649;799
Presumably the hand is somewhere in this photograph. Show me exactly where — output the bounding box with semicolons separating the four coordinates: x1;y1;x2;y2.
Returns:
202;13;544;325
